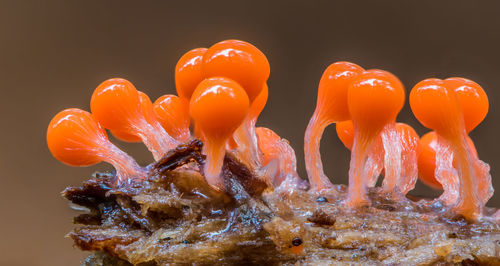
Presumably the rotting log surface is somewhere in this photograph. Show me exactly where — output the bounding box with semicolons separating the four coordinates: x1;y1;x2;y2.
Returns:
63;140;500;265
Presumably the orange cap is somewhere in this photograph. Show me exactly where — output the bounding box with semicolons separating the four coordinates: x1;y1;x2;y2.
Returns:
202;40;269;101
175;48;207;100
47;108;107;166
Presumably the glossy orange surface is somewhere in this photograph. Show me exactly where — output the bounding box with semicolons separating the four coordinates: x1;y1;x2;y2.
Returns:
202;40;269;101
190;77;250;140
175;48;207;100
112;91;153;142
418;132;443;189
249;84;268;122
256;126;299;186
255;126;280;166
304;61;364;191
317;62;364;122
345;69;405;207
348;69;405;132
90;78;142;134
190;77;250;190
445;77;489;133
335;120;354;150
397;123;420;154
153;94;191;141
417;131;478;190
409;78;463;136
47;108;106;166
410;77;487;220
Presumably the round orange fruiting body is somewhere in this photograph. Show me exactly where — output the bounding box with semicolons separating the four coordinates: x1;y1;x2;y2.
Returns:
175;48;207;100
417;131;479;190
47;108;107;166
317;62;365;122
409;78;463;136
335;120;354;150
153;94;191;141
112;91;154;142
304;61;364;191
255;126;280;166
190;77;250;190
445;77;488;133
90;78;143;134
348;69;405;133
202;39;270;101
190;77;250;140
417;132;443;189
344;69;405;207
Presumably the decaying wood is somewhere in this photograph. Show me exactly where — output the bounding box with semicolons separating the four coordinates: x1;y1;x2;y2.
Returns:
63;140;500;265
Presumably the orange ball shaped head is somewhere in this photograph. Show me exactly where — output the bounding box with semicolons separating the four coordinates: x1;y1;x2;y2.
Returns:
175;48;207;100
348;69;405;133
417;131;478;190
410;78;463;136
336;120;354;150
47;108;107;166
190;77;250;140
112;91;154;142
90;78;144;134
153;94;191;141
202;40;270;101
445;77;488;133
317;62;364;122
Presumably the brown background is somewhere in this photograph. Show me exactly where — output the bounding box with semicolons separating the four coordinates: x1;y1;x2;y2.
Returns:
1;0;500;265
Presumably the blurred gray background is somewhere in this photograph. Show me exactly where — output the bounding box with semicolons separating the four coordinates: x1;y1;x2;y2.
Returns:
1;0;500;265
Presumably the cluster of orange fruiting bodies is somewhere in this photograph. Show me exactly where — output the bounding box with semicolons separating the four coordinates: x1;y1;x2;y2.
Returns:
306;62;492;220
47;40;492;221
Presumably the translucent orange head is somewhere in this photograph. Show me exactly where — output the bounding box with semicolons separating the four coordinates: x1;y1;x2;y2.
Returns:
396;122;420;153
111;91;154;142
348;69;405;132
316;62;364;122
175;48;207;100
445;77;488;133
417;131;443;189
47;108;107;166
190;77;250;141
202;40;270;101
417;131;478;190
90;78;144;135
409;78;463;135
249;84;268;122
153;94;191;140
336;120;354;150
255;126;280;165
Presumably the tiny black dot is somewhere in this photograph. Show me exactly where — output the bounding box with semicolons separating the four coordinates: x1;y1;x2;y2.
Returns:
291;237;303;246
183;240;190;244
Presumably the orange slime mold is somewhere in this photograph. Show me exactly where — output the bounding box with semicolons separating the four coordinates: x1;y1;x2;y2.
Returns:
202;40;270;169
304;62;364;191
153;94;191;142
202;40;270;102
91;78;178;161
111;91;154;142
175;48;208;100
336;121;419;195
47;108;144;184
345;69;405;207
410;78;491;220
255;126;299;187
189;77;250;191
232;84;269;167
